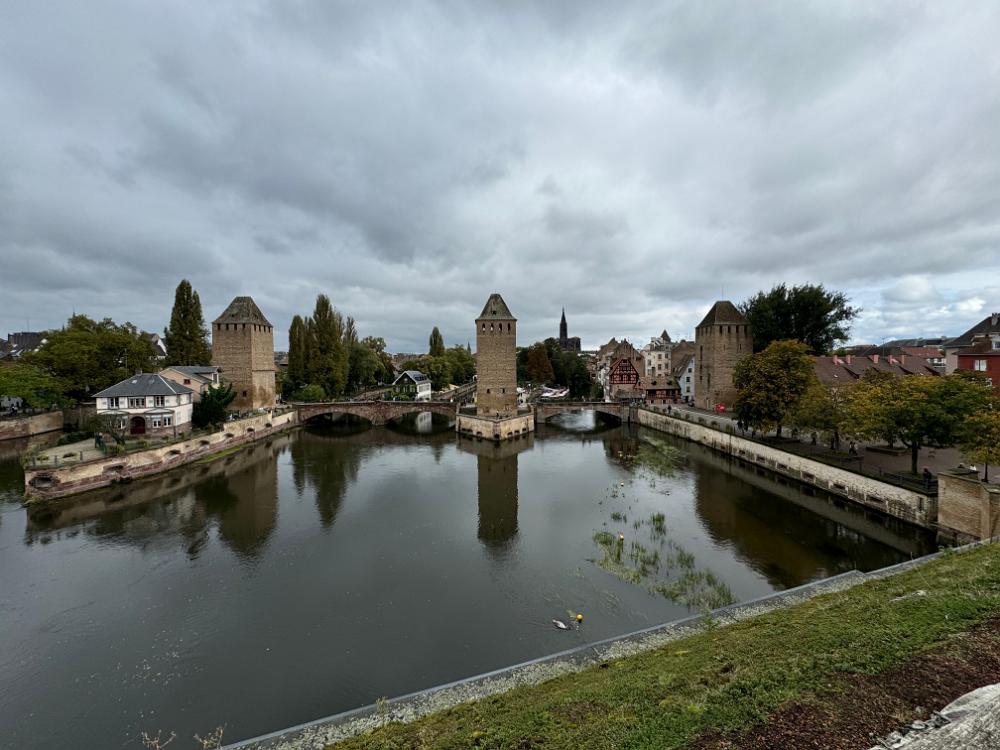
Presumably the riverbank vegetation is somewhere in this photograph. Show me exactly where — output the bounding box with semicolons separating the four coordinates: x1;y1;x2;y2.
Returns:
329;542;1000;750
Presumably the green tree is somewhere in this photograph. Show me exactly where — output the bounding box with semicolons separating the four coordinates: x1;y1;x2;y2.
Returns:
308;295;349;398
960;404;1000;482
285;315;309;397
733;340;814;437
790;379;853;449
163;279;212;365
443;345;475;384
0;363;66;407
525;343;555;383
347;341;384;391
360;336;394;384
25;315;158;401
846;371;994;475
428;327;446;357
192;383;236;429
293;383;327;402
739;283;860;354
566;354;595;399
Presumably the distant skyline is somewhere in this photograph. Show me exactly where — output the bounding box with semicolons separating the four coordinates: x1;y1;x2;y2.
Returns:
2;2;999;352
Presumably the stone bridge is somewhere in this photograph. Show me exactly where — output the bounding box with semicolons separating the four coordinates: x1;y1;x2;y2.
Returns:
533;401;630;423
294;400;458;427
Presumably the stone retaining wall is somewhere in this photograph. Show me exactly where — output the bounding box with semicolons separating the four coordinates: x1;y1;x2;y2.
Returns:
637;407;935;528
0;411;63;442
456;411;534;441
23;411;298;501
938;470;1000;542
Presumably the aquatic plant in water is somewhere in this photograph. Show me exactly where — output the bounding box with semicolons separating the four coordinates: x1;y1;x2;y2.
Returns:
591;514;735;611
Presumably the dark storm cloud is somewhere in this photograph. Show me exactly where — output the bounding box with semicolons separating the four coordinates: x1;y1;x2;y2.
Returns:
2;0;999;351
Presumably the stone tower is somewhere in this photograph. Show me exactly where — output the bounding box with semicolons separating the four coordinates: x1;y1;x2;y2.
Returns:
559;308;568;341
476;293;517;416
211;296;276;411
694;300;753;410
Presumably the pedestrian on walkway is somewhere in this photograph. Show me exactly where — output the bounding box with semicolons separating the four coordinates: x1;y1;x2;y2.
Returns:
923;467;933;488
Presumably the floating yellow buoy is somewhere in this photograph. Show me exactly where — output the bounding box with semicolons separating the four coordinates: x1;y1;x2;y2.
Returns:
618;533;625;541
576;613;584;623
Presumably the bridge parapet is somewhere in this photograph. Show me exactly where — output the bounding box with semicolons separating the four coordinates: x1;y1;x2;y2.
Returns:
294;400;457;427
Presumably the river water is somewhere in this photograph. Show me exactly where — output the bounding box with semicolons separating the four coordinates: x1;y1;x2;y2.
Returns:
0;413;934;748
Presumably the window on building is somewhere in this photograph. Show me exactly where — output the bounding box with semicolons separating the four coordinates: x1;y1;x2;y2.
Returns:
183;378;191;385
242;390;248;397
975;359;988;371
163;414;172;426
106;397;120;409
128;397;146;408
151;415;162;428
154;396;165;407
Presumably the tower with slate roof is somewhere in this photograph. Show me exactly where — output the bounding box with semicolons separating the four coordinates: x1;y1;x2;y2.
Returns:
211;296;276;410
476;293;518;417
694;300;753;410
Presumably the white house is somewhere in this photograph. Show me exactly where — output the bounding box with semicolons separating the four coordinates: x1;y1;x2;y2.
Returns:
94;373;194;437
392;370;432;401
673;353;696;404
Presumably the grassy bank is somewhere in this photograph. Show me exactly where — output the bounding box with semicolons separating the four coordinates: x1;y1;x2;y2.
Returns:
330;543;1000;749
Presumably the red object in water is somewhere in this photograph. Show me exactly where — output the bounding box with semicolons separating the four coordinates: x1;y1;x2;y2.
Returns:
714;404;726;414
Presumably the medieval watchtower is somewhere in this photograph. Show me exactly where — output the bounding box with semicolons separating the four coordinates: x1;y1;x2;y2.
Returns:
694;300;753;410
476;293;517;417
212;296;276;411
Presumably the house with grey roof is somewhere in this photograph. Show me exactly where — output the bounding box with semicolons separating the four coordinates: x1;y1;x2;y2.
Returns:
94;373;194;436
160;365;222;401
392;370;432;401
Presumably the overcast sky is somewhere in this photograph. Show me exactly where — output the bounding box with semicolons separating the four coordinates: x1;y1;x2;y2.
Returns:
2;1;999;353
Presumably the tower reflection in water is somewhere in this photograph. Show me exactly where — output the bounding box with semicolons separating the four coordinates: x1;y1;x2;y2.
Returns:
457;434;534;557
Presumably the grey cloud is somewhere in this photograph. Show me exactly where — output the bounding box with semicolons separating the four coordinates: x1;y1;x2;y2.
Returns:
2;0;1000;352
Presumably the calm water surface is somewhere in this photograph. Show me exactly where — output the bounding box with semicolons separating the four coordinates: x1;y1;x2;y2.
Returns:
0;413;934;748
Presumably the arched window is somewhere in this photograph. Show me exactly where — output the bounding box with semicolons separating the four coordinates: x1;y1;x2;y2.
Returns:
481;323;485;332
507;322;511;332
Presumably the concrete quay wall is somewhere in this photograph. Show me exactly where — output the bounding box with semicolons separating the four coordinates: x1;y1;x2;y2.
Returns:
23;410;298;501
0;411;63;442
637;407;934;528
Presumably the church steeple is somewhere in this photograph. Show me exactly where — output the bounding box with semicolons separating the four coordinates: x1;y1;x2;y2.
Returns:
559;308;568;340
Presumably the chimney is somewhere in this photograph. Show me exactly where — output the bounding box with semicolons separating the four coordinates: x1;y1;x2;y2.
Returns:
845;354;853;364
871;354;879;363
832;355;842;365
900;354;907;364
992;312;999;327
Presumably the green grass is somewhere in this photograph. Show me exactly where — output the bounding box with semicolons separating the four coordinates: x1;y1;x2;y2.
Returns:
329;543;1000;750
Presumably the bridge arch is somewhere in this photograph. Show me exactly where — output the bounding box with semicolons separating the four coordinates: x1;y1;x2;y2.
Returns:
533;402;627;424
294;400;457;428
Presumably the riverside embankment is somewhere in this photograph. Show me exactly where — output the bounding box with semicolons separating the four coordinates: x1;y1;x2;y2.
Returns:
22;409;297;500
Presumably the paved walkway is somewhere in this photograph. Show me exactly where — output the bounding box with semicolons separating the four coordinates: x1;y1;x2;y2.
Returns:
657;404;986;483
34;438;104;467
